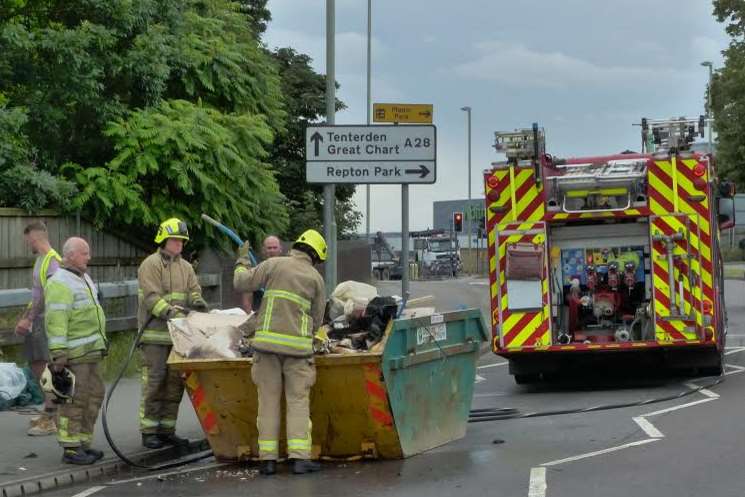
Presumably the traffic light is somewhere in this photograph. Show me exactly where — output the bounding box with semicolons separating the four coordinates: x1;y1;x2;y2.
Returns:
453;212;463;232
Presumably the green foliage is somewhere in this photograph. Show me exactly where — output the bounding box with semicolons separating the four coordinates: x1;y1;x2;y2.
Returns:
266;47;360;239
0;0;287;246
712;0;745;186
67;99;288;246
0;102;76;211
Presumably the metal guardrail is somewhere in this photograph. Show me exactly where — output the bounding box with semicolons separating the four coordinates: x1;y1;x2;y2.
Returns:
0;274;222;347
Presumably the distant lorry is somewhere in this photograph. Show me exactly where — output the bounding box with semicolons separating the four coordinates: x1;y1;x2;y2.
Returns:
484;118;735;383
419;233;462;277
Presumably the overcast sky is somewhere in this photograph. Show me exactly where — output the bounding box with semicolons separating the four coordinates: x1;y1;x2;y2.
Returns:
263;0;728;231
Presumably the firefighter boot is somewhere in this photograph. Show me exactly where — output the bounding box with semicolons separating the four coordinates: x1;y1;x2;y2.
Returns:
158;433;189;447
142;433;165;449
62;448;97;466
259;461;277;476
292;459;321;474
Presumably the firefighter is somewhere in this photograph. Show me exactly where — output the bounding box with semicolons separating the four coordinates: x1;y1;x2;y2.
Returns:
44;237;107;465
137;218;208;449
233;229;327;476
15;221;62;436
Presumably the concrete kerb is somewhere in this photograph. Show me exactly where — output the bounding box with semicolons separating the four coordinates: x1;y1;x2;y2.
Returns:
0;439;210;497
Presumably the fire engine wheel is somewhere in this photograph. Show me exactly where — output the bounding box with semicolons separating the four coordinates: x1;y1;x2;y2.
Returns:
700;348;724;377
514;374;541;385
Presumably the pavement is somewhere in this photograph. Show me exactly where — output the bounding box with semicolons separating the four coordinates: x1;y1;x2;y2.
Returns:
0;378;204;487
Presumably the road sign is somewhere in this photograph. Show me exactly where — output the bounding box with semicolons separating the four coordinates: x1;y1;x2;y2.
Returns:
373;103;433;124
306;125;436;184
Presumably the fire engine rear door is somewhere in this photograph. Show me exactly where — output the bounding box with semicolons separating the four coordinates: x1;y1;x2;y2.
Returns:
495;222;552;350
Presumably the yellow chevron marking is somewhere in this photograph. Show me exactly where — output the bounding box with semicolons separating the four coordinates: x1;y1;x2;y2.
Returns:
489;254;497;272
505;313;543;349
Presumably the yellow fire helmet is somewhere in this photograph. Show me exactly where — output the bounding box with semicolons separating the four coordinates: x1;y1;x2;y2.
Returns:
154;218;190;245
294;229;327;262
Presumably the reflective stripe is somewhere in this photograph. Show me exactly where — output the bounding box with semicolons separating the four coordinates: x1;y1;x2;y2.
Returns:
253;331;312;351
57;416;81;444
264;289;310;310
152;299;169;317
164;292;186;302
47;303;71;312
287;438;311;450
67;334;101;348
262;295;275;334
235;266;248;274
300;312;309;337
48;336;68;347
258;440;278;452
160;418;177;428
142;330;171;343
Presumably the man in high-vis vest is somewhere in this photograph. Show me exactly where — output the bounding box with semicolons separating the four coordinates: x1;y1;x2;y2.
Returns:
234;229;327;476
15;221;62;436
137;218;208;449
45;237;108;465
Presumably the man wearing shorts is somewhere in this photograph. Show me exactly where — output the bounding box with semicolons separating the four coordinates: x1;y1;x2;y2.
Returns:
15;221;62;436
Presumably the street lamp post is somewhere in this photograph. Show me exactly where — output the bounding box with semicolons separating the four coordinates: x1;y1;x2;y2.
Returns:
701;61;714;156
365;0;372;246
461;106;472;250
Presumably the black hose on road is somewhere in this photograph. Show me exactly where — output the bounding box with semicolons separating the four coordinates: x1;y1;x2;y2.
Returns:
101;317;214;470
468;374;725;423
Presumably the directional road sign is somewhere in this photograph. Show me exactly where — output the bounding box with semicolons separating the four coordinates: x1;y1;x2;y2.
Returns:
306;125;436;184
373;103;433;124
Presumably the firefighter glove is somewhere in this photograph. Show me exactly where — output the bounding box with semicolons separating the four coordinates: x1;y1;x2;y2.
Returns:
166;305;187;320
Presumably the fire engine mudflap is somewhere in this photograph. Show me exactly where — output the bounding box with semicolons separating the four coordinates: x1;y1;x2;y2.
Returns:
167;309;488;460
485;120;734;384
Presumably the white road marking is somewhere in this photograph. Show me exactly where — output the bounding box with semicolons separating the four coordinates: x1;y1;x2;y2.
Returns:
477;361;508;369
541;438;659;467
108;462;228;485
468;281;490;286
70;486;107;497
528;467;546;497
473;392;507;398
633;417;664;438
526;352;742;495
683;382;719;398
475;374;486;384
642;398;715;417
725;363;745;376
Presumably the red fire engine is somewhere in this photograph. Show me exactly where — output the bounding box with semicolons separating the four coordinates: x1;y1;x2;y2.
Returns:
483;118;736;383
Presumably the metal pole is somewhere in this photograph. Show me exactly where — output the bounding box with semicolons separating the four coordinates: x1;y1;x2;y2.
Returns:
401;185;410;302
461;106;472;250
707;64;713;156
365;0;371;246
324;0;337;294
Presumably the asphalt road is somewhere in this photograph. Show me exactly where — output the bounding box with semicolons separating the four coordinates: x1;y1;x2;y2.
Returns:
40;279;745;497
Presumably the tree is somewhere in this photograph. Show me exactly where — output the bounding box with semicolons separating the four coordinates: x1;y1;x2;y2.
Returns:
0;96;76;211
0;0;287;247
711;0;745;185
265;47;361;240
